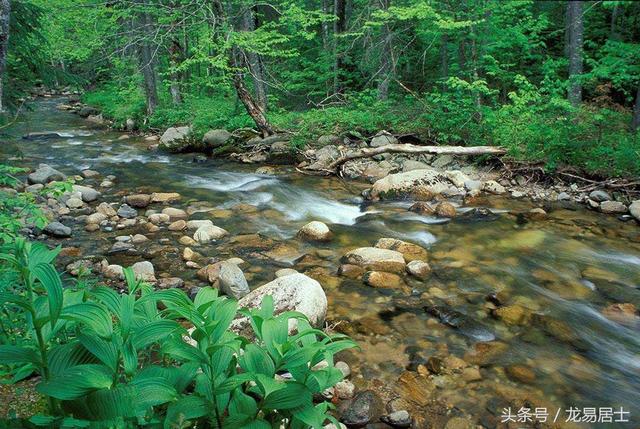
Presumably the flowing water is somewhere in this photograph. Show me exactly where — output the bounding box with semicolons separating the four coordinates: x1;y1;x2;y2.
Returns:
3;98;640;427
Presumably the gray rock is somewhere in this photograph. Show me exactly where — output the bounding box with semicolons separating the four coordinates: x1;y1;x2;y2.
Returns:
218;261;250;299
193;224;228;243
28;164;66;185
44;222;71;237
340;391;383;427
557;192;572;201
72;185;100;202
589;190;612;202
109;242;134;254
402;160;430;172
297;221;331;241
317;134;340;145
307;145;340;170
125;194;152;208
275;268;298;278
369;168;457;200
157;277;184;289
78;106;99;117
86;212;108;225
231;273;327;335
370;132;397;148
65;197;84;209
22;132;67;140
186;219;214;230
341;247;406;273
464;180;483;192
483;180;506;194
117;204;138;219
158;126;192;152
131;261;156;282
103;264;124;280
600;200;627;214
381;410;412;428
431;154;454;169
202;129;232;148
629;200;640;221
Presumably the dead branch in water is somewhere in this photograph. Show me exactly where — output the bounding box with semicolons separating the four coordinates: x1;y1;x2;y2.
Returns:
318;143;506;172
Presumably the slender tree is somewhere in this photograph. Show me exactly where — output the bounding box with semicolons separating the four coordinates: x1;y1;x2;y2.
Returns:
376;0;393;100
567;0;583;107
333;0;346;94
0;0;10;112
633;85;640;132
138;0;159;115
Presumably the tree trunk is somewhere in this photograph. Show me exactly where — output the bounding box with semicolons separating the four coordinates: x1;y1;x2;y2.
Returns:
0;0;10;113
376;0;393;101
169;40;183;105
632;85;640;132
567;1;583;108
211;0;274;136
610;3;619;39
138;0;158;115
321;0;329;50
333;0;346;93
440;34;448;80
242;7;267;111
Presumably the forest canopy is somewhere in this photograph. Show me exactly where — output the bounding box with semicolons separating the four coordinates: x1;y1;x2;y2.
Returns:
1;0;639;176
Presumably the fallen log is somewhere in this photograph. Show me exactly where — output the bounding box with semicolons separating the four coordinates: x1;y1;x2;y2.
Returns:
321;143;506;172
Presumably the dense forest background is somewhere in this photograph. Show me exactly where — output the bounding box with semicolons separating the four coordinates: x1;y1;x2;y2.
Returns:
0;0;639;176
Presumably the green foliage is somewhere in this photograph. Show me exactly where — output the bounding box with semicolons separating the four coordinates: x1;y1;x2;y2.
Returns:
0;165;48;243
0;238;356;427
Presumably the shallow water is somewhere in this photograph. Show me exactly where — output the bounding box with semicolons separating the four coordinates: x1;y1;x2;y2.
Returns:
3;98;640;427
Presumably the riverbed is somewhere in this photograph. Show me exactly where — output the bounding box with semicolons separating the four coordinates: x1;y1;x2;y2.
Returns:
2;98;640;428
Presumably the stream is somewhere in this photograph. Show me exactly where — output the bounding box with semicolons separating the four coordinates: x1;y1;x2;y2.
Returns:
2;98;640;428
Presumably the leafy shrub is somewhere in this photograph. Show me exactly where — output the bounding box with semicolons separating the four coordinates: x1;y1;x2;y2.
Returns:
0;238;356;427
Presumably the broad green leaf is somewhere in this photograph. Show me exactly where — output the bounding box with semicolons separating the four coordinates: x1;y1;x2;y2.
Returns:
61;302;113;337
79;333;119;372
132;320;181;349
119;293;135;338
130;377;178;411
209;298;238;343
194;286;219;310
32;263;63;326
208;344;236;376
123;266;139;294
240;344;275;377
0;292;32;313
228;388;258;416
164;396;209;429
262;382;311;410
0;345;40;366
91;286;121;314
29;414;57;426
48;341;96;377
82;385;137;420
161;338;208;363
37;364;113;400
215;373;254;394
122;340;138;376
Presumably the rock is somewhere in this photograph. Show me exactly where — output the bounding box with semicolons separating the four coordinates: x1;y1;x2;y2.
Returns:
297;221;332;241
431;154;454;169
255;166;276;175
149;213;171;224
375;238;427;262
409;202;434;215
434;202;456;217
162;207;188;220
341;247;406;273
334;380;355;399
28;164;66;185
109;242;134;253
103;264;124;280
600;200;627;214
65;259;94;276
307;145;340;170
86;212;108;225
363;271;404;289
25;183;44;193
629;200;640;221
202;129;232;148
44;222;71;237
589;190;612;202
527;208;547;220
23;131;68;140
72;185;100;202
402;160;430;172
125;194;152;208
125;118;135;131
444;417;474;429
193;224;228;243
186;219;214;230
340;391;383;427
463;341;509;366
179;236;196;246
78;106;99;117
370;168;457;200
85;224;100;232
493;304;528;326
482;180;506;194
336;361;351;378
226;257;246;266
275;268;298;278
66;197;84;209
150;192;181;203
131;261;156;282
159;126;192;152
426;306;495;342
464;180;482;192
131;234;148;244
117;204;137;219
370;131;397;147
505;364;536;384
168;220;187;231
338;264;365;279
218;261;250;299
182;247;198;262
381;411;411;428
602;303;639;326
157;277;184;289
231;273;327;334
100;180;113;188
444;170;470;188
461;367;482;382
557;192;571;201
317;134;340;145
406;260;431;279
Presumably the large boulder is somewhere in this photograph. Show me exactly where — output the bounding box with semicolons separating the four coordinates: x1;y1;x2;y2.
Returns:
131;261;156;282
231;273;327;335
125;194;152;208
369;131;397;148
369;168;458;200
202;129;232;148
28;164;66;185
193;224;228;243
374;238;428;262
307;145;340;170
630;200;640;222
297;221;332;242
78;106;99;118
341;247;405;273
158;126;192;153
44;221;72;238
